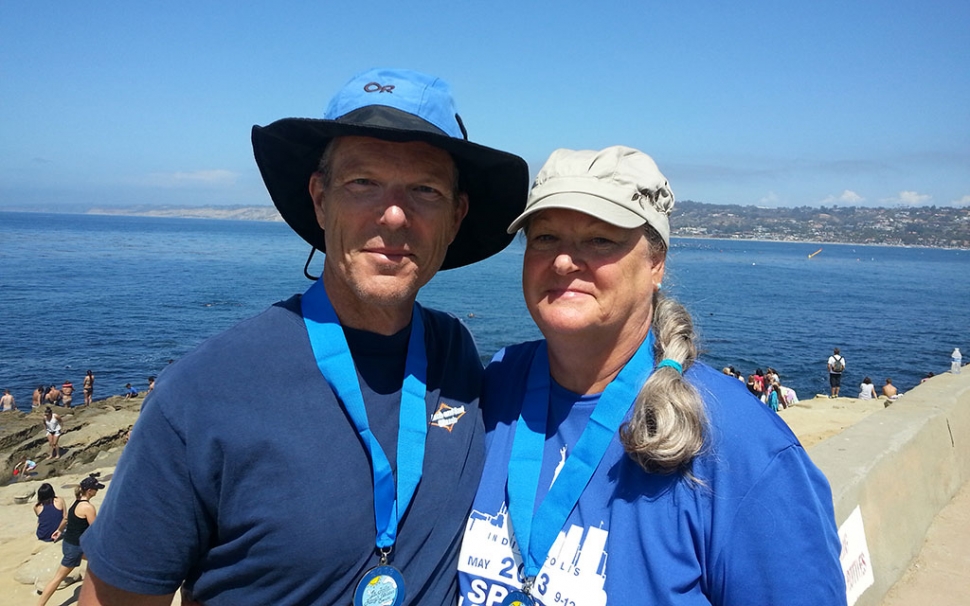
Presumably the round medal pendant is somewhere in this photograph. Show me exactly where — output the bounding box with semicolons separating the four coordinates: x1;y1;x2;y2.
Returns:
501;590;536;606
354;565;405;606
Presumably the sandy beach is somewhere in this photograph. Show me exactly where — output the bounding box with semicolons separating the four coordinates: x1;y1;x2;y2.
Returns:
0;392;893;605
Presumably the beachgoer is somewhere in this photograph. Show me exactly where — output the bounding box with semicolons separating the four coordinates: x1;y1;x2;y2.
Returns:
46;384;62;407
921;371;934;384
747;368;766;402
14;456;38;479
858;376;878;400
123;384;138;399
457;146;846;604
828;347;845;398
78;68;528;606
62;380;75;407
782;384;800;407
146;376;155;393
43;407;62;460
83;370;94;405
34;483;68;542
0;388;14;411
33;385;44;408
37;475;104;606
766;380;784;412
882;377;899;399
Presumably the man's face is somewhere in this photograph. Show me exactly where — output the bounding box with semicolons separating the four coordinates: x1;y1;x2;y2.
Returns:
310;136;468;316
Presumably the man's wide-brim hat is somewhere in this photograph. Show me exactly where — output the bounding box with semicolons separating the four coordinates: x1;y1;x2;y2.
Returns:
251;68;529;270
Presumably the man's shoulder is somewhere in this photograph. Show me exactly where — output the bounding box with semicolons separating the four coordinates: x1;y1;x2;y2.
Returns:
160;296;307;384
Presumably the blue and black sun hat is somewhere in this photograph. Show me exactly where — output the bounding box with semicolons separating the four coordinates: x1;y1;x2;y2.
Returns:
251;68;529;270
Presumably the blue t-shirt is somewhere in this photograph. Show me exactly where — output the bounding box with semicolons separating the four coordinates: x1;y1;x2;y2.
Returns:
82;295;485;606
458;341;846;606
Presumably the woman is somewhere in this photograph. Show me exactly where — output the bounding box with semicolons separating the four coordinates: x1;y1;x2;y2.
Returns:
37;475;104;606
43;407;62;460
859;376;878;400
34;483;67;542
457;147;845;605
83;370;94;406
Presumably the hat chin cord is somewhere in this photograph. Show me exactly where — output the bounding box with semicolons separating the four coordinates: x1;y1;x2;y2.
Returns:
303;248;320;281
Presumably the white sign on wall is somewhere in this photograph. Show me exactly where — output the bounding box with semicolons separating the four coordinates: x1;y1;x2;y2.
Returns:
839;506;875;606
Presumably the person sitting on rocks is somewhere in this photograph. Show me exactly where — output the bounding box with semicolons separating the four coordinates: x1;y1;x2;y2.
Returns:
123;384;138;399
882;377;899;399
34;483;67;542
858;376;878;400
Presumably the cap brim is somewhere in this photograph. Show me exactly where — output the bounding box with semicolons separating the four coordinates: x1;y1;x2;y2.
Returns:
507;192;647;234
252;117;529;270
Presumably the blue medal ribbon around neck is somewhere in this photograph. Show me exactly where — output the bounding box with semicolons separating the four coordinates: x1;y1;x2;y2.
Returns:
301;279;428;550
507;331;656;583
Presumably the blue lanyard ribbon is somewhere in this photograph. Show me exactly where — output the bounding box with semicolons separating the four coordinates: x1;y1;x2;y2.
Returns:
301;279;428;550
508;332;656;581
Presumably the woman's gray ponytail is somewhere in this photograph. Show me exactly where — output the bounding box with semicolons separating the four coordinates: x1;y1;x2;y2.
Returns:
620;271;707;475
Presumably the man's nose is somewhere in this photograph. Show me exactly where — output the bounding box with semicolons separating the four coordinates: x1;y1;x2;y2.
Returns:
378;185;410;229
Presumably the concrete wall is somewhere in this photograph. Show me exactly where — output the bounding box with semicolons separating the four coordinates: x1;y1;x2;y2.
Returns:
809;370;970;606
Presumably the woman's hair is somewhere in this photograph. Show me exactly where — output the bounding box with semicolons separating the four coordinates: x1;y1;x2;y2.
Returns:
37;483;55;504
863;376;872;384
619;226;708;475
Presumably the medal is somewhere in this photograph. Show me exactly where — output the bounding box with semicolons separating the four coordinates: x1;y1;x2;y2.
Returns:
354;565;405;606
501;590;535;606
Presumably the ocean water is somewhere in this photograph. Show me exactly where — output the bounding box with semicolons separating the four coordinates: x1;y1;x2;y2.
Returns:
1;211;967;412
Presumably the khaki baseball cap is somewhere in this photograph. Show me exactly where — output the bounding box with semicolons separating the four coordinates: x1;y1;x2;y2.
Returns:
507;145;675;247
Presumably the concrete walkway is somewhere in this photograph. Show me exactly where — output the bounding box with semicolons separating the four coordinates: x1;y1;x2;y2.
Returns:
881;479;970;605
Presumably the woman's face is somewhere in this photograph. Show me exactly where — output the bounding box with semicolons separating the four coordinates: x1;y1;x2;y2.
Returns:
522;208;665;341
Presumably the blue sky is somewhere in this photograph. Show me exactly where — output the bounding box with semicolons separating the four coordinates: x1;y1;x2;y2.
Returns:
2;1;968;210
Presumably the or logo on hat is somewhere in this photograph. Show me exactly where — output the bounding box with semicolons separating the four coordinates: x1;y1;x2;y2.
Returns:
430;401;466;432
363;82;395;93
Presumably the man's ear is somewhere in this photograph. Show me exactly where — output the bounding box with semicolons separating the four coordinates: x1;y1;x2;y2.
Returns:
309;173;327;229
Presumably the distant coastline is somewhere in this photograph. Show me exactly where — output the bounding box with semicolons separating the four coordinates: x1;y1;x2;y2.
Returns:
86;206;283;222
3;202;968;249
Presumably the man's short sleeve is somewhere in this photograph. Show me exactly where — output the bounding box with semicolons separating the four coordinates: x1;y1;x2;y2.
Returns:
82;394;211;595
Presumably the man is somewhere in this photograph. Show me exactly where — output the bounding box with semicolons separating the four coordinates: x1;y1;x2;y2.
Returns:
882;377;899;399
0;389;14;411
62;380;75;407
79;68;528;606
45;384;62;407
827;347;846;398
